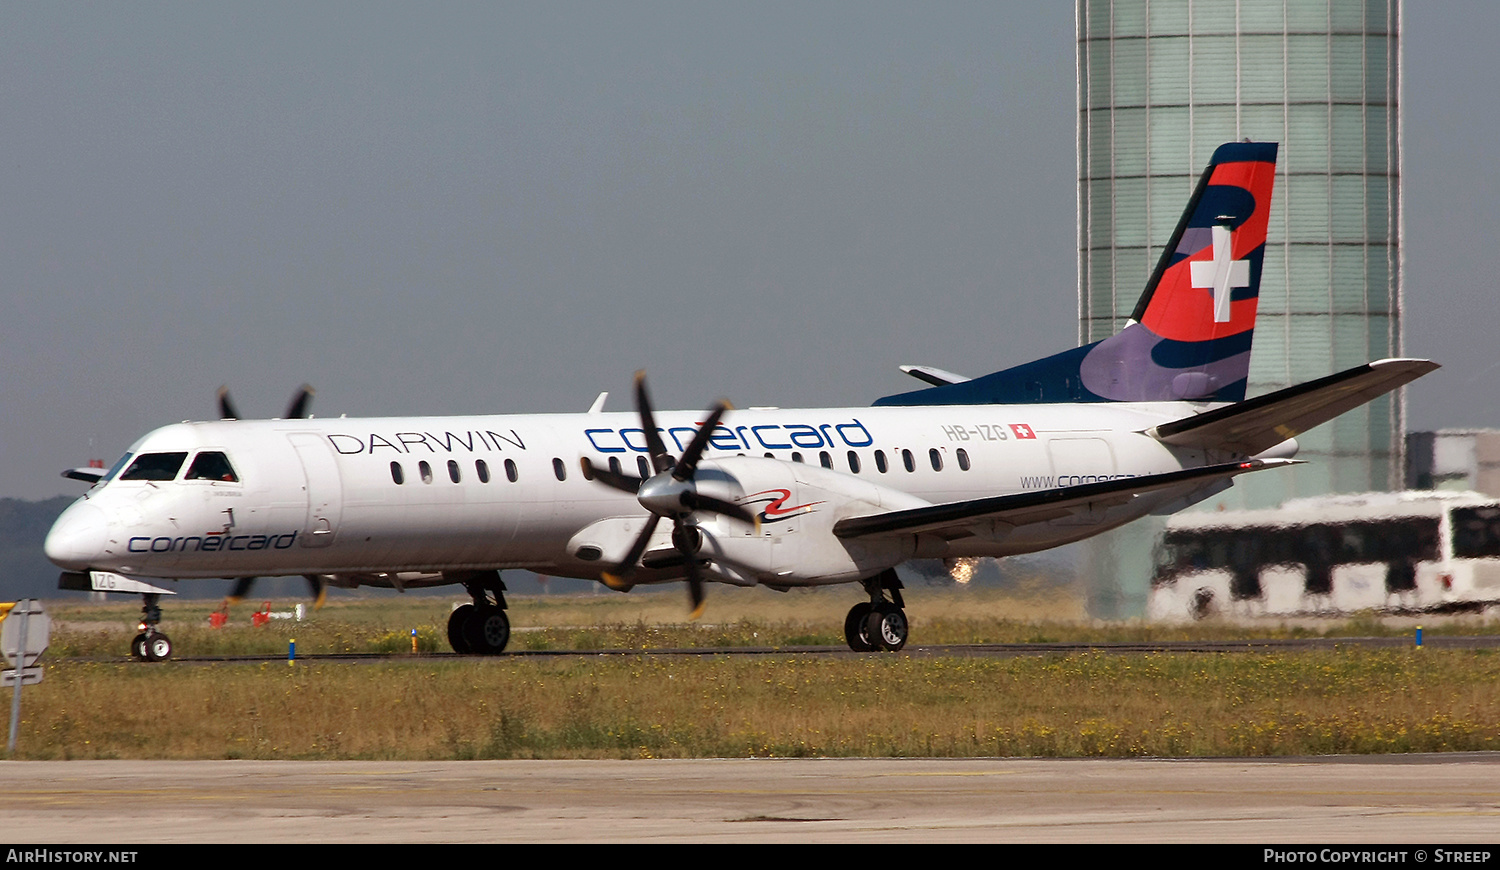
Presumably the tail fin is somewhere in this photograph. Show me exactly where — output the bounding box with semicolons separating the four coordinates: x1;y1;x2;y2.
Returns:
876;141;1279;406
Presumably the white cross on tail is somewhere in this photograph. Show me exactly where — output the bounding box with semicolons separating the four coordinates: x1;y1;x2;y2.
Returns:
1189;225;1250;323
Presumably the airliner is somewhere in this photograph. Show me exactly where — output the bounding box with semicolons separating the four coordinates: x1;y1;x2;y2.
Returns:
44;142;1436;660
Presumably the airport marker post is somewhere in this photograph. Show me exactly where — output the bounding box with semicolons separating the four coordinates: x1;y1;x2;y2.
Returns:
2;599;50;755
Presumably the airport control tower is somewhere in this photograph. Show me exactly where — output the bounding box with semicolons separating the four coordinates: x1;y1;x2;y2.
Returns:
1075;0;1403;616
1077;0;1404;506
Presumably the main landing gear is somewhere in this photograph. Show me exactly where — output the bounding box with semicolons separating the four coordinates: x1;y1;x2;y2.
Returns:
131;593;173;661
844;569;908;652
447;570;511;655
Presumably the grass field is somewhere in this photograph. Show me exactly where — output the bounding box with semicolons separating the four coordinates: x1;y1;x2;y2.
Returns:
10;586;1500;760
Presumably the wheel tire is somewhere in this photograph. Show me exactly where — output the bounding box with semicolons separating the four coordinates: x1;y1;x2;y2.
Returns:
864;605;908;652
131;633;149;660
144;633;173;662
462;607;511;655
843;603;874;652
447;604;475;653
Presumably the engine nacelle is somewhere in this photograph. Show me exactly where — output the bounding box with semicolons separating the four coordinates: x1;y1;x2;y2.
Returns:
698;457;932;586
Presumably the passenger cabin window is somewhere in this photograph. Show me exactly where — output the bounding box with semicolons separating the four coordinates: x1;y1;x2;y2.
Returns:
819;451;832;469
637;456;651;478
956;448;970;471
419;461;433;484
448;460;461;483
791;452;804;464
390;462;405;484
847;451;861;473
504;458;518;482
553;457;567;481
476;459;490;483
120;452;189;481
185;451;238;482
902;449;915;472
929;449;943;471
874;450;888;473
608;457;623;476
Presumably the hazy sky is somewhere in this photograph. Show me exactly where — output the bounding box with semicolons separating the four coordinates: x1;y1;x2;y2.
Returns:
3;3;1495;501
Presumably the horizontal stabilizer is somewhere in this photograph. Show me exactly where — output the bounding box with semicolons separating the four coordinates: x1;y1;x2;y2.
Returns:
899;365;972;386
833;458;1294;540
1149;358;1439;455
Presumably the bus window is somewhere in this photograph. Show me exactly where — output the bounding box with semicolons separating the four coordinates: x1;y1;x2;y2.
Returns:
1452;506;1500;559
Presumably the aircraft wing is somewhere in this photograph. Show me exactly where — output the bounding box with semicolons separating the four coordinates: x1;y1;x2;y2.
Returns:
1148;358;1438;456
832;458;1294;540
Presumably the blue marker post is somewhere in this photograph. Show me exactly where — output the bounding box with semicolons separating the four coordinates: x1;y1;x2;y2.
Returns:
289;637;296;665
1415;625;1423;649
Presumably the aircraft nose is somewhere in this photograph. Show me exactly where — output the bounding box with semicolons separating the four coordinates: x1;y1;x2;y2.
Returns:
45;502;111;570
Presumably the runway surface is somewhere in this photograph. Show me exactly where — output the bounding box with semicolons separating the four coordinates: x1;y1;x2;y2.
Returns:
5;755;1499;843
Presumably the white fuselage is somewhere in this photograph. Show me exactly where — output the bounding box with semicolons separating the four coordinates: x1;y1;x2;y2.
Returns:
46;401;1232;589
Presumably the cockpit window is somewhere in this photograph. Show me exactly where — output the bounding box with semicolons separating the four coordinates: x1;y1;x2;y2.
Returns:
119;452;189;481
185;451;239;482
100;453;134;484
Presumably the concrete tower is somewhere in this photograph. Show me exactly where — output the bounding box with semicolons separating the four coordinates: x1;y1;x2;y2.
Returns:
1077;0;1403;507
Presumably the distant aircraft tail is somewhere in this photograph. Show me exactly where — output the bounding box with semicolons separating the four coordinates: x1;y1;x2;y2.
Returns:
877;141;1279;406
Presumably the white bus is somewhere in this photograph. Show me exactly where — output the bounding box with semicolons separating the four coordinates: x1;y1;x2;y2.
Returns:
1150;491;1500;619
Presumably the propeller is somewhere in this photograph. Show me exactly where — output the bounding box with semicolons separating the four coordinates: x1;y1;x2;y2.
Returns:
215;384;322;610
227;574;327;609
582;371;756;618
217;384;315;421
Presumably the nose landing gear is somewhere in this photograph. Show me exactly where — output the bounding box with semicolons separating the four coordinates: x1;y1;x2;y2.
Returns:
131;593;173;661
843;569;908;652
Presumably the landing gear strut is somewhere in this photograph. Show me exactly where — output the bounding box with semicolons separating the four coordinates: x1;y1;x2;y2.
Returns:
132;593;173;661
844;569;908;652
447;570;511;655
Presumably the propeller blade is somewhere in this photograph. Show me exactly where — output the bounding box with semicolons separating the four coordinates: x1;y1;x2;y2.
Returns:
683;547;706;620
672;401;729;482
601;513;661;589
226;576;256;603
671;520;707;619
284;385;315;420
304;574;327;609
216;386;240;421
683;493;758;526
633;371;673;474
580;458;645;494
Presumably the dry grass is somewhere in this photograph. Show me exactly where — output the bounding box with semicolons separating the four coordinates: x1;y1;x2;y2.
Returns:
14;649;1500;760
16;587;1500;760
42;583;1499;658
